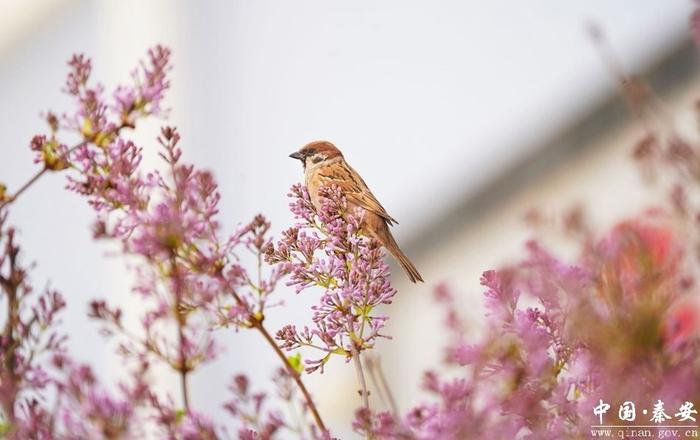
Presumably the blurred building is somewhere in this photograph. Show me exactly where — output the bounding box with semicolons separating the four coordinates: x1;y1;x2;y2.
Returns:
384;40;700;414
0;0;698;437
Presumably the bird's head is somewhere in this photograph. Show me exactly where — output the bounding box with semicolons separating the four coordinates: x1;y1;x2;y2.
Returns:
289;141;343;170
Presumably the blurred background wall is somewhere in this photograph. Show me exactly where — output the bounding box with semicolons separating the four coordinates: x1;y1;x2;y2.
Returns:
0;0;697;436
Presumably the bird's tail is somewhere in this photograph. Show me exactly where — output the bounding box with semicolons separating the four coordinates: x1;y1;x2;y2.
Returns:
382;229;423;283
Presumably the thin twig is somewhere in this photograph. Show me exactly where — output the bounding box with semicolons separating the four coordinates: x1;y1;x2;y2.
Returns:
220;275;327;433
0;167;48;211
253;320;327;434
586;22;672;129
0;141;83;211
0;226;20;425
171;254;190;410
365;355;399;418
177;323;190;410
375;358;399;418
366;356;387;406
350;342;370;411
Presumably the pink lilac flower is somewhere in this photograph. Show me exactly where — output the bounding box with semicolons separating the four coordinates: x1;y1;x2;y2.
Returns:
266;184;397;374
0;216;67;438
113;45;172;127
80;128;231;399
26;46;171;176
53;355;148;439
354;217;700;439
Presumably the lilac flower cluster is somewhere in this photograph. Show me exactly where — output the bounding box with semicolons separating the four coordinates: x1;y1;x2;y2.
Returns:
53;49;328;437
5;11;700;438
83;127;228;379
344;18;700;440
35;46;170;175
351;218;700;439
51;356;149;438
2;48;326;438
0;46;170;209
0;215;66;438
68;121;307;435
267;185;397;377
51;55;229;427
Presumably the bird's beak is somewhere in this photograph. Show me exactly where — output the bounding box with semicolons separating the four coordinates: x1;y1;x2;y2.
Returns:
289;151;303;161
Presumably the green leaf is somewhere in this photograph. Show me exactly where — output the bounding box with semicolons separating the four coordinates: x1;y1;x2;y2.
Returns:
288;353;304;374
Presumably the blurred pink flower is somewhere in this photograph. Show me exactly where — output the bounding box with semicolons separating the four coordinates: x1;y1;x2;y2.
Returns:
663;294;700;351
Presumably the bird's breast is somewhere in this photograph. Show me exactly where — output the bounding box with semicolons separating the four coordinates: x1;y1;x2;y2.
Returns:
304;169;323;211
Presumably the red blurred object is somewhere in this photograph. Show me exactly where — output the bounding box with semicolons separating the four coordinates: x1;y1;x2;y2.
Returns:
664;294;700;350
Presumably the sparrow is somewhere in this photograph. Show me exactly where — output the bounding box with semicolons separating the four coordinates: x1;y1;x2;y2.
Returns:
289;141;423;283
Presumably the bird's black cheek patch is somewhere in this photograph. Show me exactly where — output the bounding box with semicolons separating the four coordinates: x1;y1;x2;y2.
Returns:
312;156;324;164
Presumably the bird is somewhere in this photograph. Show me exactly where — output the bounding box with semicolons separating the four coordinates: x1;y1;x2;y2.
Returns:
289;140;423;283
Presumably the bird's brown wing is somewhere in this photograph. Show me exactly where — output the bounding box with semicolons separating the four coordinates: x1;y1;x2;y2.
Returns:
318;162;398;225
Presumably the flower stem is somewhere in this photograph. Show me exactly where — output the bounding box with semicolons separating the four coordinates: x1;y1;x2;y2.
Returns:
0;227;21;425
350;342;370;411
171;254;190;410
221;278;327;432
177;323;190;410
366;355;399;418
0;166;48;211
253;320;327;433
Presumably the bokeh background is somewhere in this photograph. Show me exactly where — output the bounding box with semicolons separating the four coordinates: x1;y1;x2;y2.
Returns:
1;0;698;437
